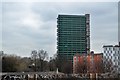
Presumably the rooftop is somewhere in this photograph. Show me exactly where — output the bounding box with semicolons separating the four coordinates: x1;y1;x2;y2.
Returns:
103;45;120;47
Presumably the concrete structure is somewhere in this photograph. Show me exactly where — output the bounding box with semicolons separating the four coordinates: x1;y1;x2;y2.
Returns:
57;14;90;62
73;52;103;74
103;44;120;74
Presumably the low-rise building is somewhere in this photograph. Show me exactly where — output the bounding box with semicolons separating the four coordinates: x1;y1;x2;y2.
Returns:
73;52;103;74
86;53;103;73
103;43;120;74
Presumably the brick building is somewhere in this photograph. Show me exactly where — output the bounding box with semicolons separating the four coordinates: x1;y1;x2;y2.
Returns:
73;52;103;74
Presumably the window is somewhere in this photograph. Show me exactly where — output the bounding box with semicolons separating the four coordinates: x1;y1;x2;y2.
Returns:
109;47;111;50
110;51;112;53
104;51;106;53
105;48;107;51
113;47;115;51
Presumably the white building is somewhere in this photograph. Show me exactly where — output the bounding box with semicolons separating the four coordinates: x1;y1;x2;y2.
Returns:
103;43;120;74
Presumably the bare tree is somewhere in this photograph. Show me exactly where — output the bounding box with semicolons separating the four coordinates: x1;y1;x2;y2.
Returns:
38;50;48;61
31;50;38;71
2;55;28;72
103;57;113;73
37;50;48;71
31;50;38;60
62;60;72;74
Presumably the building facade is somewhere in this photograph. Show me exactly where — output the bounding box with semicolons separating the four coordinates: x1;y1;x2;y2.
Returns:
103;44;120;74
73;53;86;73
57;14;90;61
73;52;103;74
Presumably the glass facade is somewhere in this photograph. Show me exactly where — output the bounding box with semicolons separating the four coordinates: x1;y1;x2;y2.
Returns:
57;14;90;61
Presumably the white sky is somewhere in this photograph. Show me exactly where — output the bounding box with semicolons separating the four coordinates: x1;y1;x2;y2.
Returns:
1;0;120;2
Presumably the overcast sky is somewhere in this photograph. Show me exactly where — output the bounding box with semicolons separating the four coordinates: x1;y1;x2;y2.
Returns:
1;2;119;57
